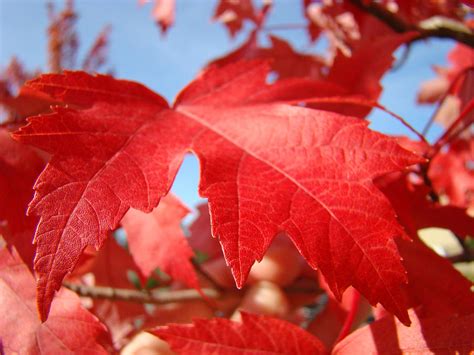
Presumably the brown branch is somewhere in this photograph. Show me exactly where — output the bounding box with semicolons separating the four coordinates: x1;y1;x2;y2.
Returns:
447;252;474;263
63;282;219;304
450;234;474;263
350;0;474;49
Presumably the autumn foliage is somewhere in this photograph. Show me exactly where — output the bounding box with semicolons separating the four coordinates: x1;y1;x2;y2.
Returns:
1;1;474;354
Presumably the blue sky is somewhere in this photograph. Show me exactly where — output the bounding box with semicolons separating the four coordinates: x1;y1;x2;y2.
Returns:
0;0;453;208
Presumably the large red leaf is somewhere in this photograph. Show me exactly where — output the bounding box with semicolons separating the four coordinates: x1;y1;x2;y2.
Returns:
121;193;200;289
333;311;474;354
151;311;326;354
14;61;422;323
0;247;112;354
0;128;45;268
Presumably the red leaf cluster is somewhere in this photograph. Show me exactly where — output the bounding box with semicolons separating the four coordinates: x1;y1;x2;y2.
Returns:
1;1;473;353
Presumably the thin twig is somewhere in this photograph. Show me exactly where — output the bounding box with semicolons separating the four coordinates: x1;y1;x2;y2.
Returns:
349;0;474;49
63;282;219;304
447;251;474;263
452;234;474;263
431;98;474;156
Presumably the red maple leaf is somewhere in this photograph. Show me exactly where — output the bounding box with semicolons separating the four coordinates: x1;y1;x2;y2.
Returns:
209;32;327;81
151;311;326;354
187;203;223;262
377;171;474;237
212;0;258;37
0;128;45;268
14;61;422;323
397;237;474;317
0;247;112;353
324;32;415;117
333;310;474;354
121;193;200;290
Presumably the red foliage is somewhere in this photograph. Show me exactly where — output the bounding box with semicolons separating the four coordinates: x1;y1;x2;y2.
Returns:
0;247;112;353
1;1;473;353
152;311;327;354
14;61;422;323
122;193;200;289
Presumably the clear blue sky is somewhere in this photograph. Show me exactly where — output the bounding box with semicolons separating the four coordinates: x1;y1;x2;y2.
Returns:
0;0;453;208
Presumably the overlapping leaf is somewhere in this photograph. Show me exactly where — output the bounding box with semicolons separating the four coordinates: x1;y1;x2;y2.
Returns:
15;61;422;323
430;138;474;208
122;193;200;289
151;311;326;354
0;247;112;354
397;238;474;317
333;311;474;354
0;128;45;268
188;203;223;262
377;171;474;237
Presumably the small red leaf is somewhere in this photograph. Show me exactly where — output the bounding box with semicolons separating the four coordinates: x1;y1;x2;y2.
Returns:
89;236;146;347
188;203;223;261
213;0;258;37
377;171;474;238
151;312;326;354
0;128;45;268
122;193;200;290
397;238;474;317
0;247;112;353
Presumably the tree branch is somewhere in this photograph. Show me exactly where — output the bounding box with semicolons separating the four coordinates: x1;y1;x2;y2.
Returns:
63;282;219;304
350;0;474;49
